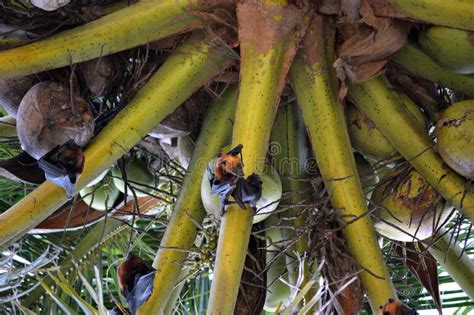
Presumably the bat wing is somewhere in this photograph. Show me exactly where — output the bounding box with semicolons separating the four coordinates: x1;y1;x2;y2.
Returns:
126;271;155;315
232;179;247;209
232;174;262;209
211;180;236;198
38;158;68;179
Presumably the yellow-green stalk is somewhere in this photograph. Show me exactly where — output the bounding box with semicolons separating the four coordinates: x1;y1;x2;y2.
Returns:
207;1;310;313
349;76;474;224
0;115;16;138
270;104;313;295
0;0;213;79
138;87;237;314
0;32;235;248
289;14;396;313
419;26;474;74
392;43;474;97
371;0;474;31
428;230;474;299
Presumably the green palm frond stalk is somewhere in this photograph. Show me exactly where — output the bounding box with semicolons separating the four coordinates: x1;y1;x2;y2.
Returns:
0;0;216;79
428;230;474;300
289;14;396;313
270;104;314;295
0;32;236;248
371;0;474;31
349;76;474;223
206;1;310;313
138;87;238;314
392;43;474;97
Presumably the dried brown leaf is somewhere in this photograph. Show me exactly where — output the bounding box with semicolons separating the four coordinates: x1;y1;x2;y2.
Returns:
394;242;442;314
334;17;409;83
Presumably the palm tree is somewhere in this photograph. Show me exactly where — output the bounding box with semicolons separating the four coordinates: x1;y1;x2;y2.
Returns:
0;0;473;313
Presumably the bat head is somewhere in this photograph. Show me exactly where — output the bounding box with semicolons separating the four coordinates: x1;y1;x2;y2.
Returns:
52;140;85;183
379;299;418;315
38;140;85;197
117;253;154;296
215;145;245;181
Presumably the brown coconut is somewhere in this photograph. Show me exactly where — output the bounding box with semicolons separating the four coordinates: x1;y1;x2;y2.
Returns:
0;76;38;118
371;169;453;242
16;81;94;159
78;56;117;98
148;92;209;139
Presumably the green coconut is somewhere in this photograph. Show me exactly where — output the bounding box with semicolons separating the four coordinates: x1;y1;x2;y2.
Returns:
347;93;426;160
111;155;158;197
80;180;120;211
371;169;453;242
86;169;109;188
437;100;474;179
419;26;474;74
200;156;282;224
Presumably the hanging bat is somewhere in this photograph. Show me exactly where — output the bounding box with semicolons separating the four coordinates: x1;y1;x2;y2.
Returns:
208;144;263;215
38;140;85;197
379;299;418;315
116;253;155;315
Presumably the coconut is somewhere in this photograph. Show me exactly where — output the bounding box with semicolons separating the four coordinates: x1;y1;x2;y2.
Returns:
347;94;426;160
80;180;120;211
111;155;159;197
16;81;94;160
0;75;38;118
437;100;474;179
201;158;282;224
78;56;116;98
86;169;109;188
371;169;453;242
148;93;208;139
177;135;195;169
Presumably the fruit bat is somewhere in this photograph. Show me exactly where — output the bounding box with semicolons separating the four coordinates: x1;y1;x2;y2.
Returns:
37;140;85;198
379;299;418;315
208;144;263;215
116;253;155;315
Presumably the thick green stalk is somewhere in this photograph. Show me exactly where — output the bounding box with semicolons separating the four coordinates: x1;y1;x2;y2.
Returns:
0;115;16;138
289;14;396;313
0;32;235;248
392;43;474;97
207;1;309;313
428;230;474;299
270;104;313;293
137;87;237;314
370;0;474;31
0;0;207;79
350;77;474;223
